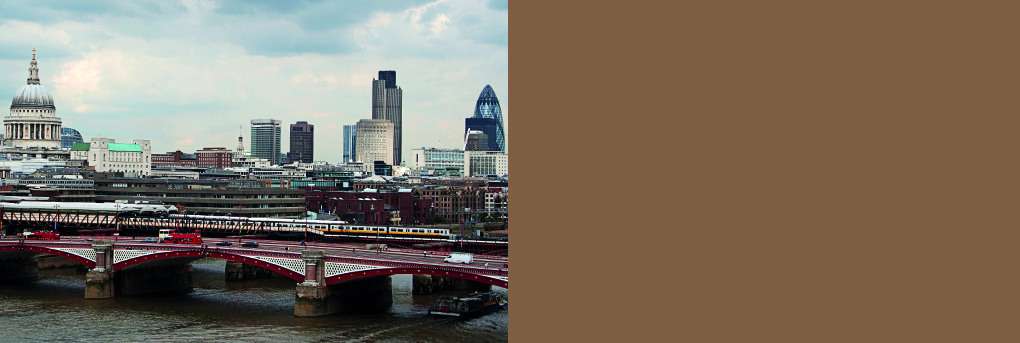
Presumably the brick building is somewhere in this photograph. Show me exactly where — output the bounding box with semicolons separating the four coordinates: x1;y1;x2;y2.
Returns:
196;147;233;169
303;188;434;226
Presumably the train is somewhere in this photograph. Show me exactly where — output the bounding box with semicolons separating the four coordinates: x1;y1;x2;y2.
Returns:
0;201;178;217
165;214;455;239
0;201;455;240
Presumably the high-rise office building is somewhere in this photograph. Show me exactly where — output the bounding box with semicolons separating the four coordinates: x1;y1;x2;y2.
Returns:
355;119;393;167
343;124;357;163
289;121;314;163
250;119;282;165
464;85;506;152
372;70;402;166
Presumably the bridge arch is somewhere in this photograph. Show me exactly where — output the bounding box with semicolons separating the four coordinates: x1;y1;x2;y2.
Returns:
0;245;97;268
113;251;305;282
325;267;509;289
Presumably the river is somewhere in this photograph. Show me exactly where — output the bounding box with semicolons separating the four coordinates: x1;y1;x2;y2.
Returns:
0;258;508;342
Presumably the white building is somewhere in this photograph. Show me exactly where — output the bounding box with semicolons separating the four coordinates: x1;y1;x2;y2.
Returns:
464;151;508;177
355;119;393;167
410;148;465;171
71;138;152;177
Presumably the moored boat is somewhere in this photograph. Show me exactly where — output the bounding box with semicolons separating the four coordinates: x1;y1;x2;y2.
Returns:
428;292;507;317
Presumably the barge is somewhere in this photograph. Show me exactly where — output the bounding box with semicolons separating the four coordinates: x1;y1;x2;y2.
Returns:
428;292;507;317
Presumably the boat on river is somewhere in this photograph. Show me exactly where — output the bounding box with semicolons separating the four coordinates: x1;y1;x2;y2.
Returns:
428;292;507;317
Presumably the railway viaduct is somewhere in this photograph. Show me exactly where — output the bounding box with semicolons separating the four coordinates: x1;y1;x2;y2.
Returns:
0;240;508;316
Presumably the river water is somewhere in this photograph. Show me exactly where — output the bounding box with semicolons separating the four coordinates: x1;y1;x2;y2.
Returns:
0;258;508;342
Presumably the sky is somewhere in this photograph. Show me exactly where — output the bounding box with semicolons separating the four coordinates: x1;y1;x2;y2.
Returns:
0;0;508;164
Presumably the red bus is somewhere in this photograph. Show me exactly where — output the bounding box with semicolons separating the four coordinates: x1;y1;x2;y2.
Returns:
163;229;202;245
20;231;60;240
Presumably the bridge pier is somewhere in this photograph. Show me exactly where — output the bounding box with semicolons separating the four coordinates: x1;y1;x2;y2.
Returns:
294;250;393;317
0;256;39;281
85;240;115;299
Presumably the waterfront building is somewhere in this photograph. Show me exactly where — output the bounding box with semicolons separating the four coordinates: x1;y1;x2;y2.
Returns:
355;119;394;171
343;124;357;162
250;119;282;166
92;177;305;218
464;85;506;152
372;71;402;165
289;121;314;163
61;128;83;149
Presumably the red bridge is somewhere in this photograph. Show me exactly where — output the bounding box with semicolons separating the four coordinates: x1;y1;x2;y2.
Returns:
0;238;508;316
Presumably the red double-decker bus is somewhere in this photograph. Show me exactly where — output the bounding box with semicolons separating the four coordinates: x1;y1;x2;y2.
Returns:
162;229;202;245
20;231;60;240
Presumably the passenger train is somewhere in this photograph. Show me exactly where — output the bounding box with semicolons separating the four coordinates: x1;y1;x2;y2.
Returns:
165;214;455;239
0;201;454;239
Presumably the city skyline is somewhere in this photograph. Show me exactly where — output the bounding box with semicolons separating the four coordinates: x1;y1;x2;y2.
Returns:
0;0;508;164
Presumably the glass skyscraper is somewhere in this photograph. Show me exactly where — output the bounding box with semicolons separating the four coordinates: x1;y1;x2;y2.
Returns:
343;124;357;163
465;85;506;152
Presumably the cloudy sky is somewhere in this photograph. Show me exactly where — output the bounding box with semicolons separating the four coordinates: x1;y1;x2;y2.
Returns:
0;0;508;164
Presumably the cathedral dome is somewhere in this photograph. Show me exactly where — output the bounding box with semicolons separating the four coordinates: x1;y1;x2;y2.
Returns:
11;83;55;109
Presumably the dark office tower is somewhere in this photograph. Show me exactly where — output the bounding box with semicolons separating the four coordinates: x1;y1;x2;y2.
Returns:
465;85;506;151
464;117;499;152
343;124;357;162
372;70;402;166
289;121;314;163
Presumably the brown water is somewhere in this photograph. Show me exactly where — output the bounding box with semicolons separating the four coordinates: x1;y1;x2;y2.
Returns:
0;258;508;342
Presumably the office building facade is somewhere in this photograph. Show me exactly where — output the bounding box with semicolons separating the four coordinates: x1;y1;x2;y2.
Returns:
289;121;314;163
355;119;393;168
372;70;402;165
343;124;357;163
250;119;282;166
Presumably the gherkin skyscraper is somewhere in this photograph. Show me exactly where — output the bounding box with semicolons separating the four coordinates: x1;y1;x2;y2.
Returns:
465;85;506;152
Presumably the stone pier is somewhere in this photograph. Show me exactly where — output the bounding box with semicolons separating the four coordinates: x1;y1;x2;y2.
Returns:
293;250;394;317
85;240;115;299
85;240;195;299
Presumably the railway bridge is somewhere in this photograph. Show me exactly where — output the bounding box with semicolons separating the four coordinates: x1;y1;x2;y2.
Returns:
0;210;509;255
0;239;508;316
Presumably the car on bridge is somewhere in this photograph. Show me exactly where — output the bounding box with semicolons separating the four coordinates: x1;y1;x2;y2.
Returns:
142;237;158;243
241;241;258;248
216;241;232;246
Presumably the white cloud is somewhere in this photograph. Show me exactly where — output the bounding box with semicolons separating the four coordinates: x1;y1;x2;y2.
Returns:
0;0;508;162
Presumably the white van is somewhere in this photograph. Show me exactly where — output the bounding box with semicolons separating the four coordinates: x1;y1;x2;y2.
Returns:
444;252;474;264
